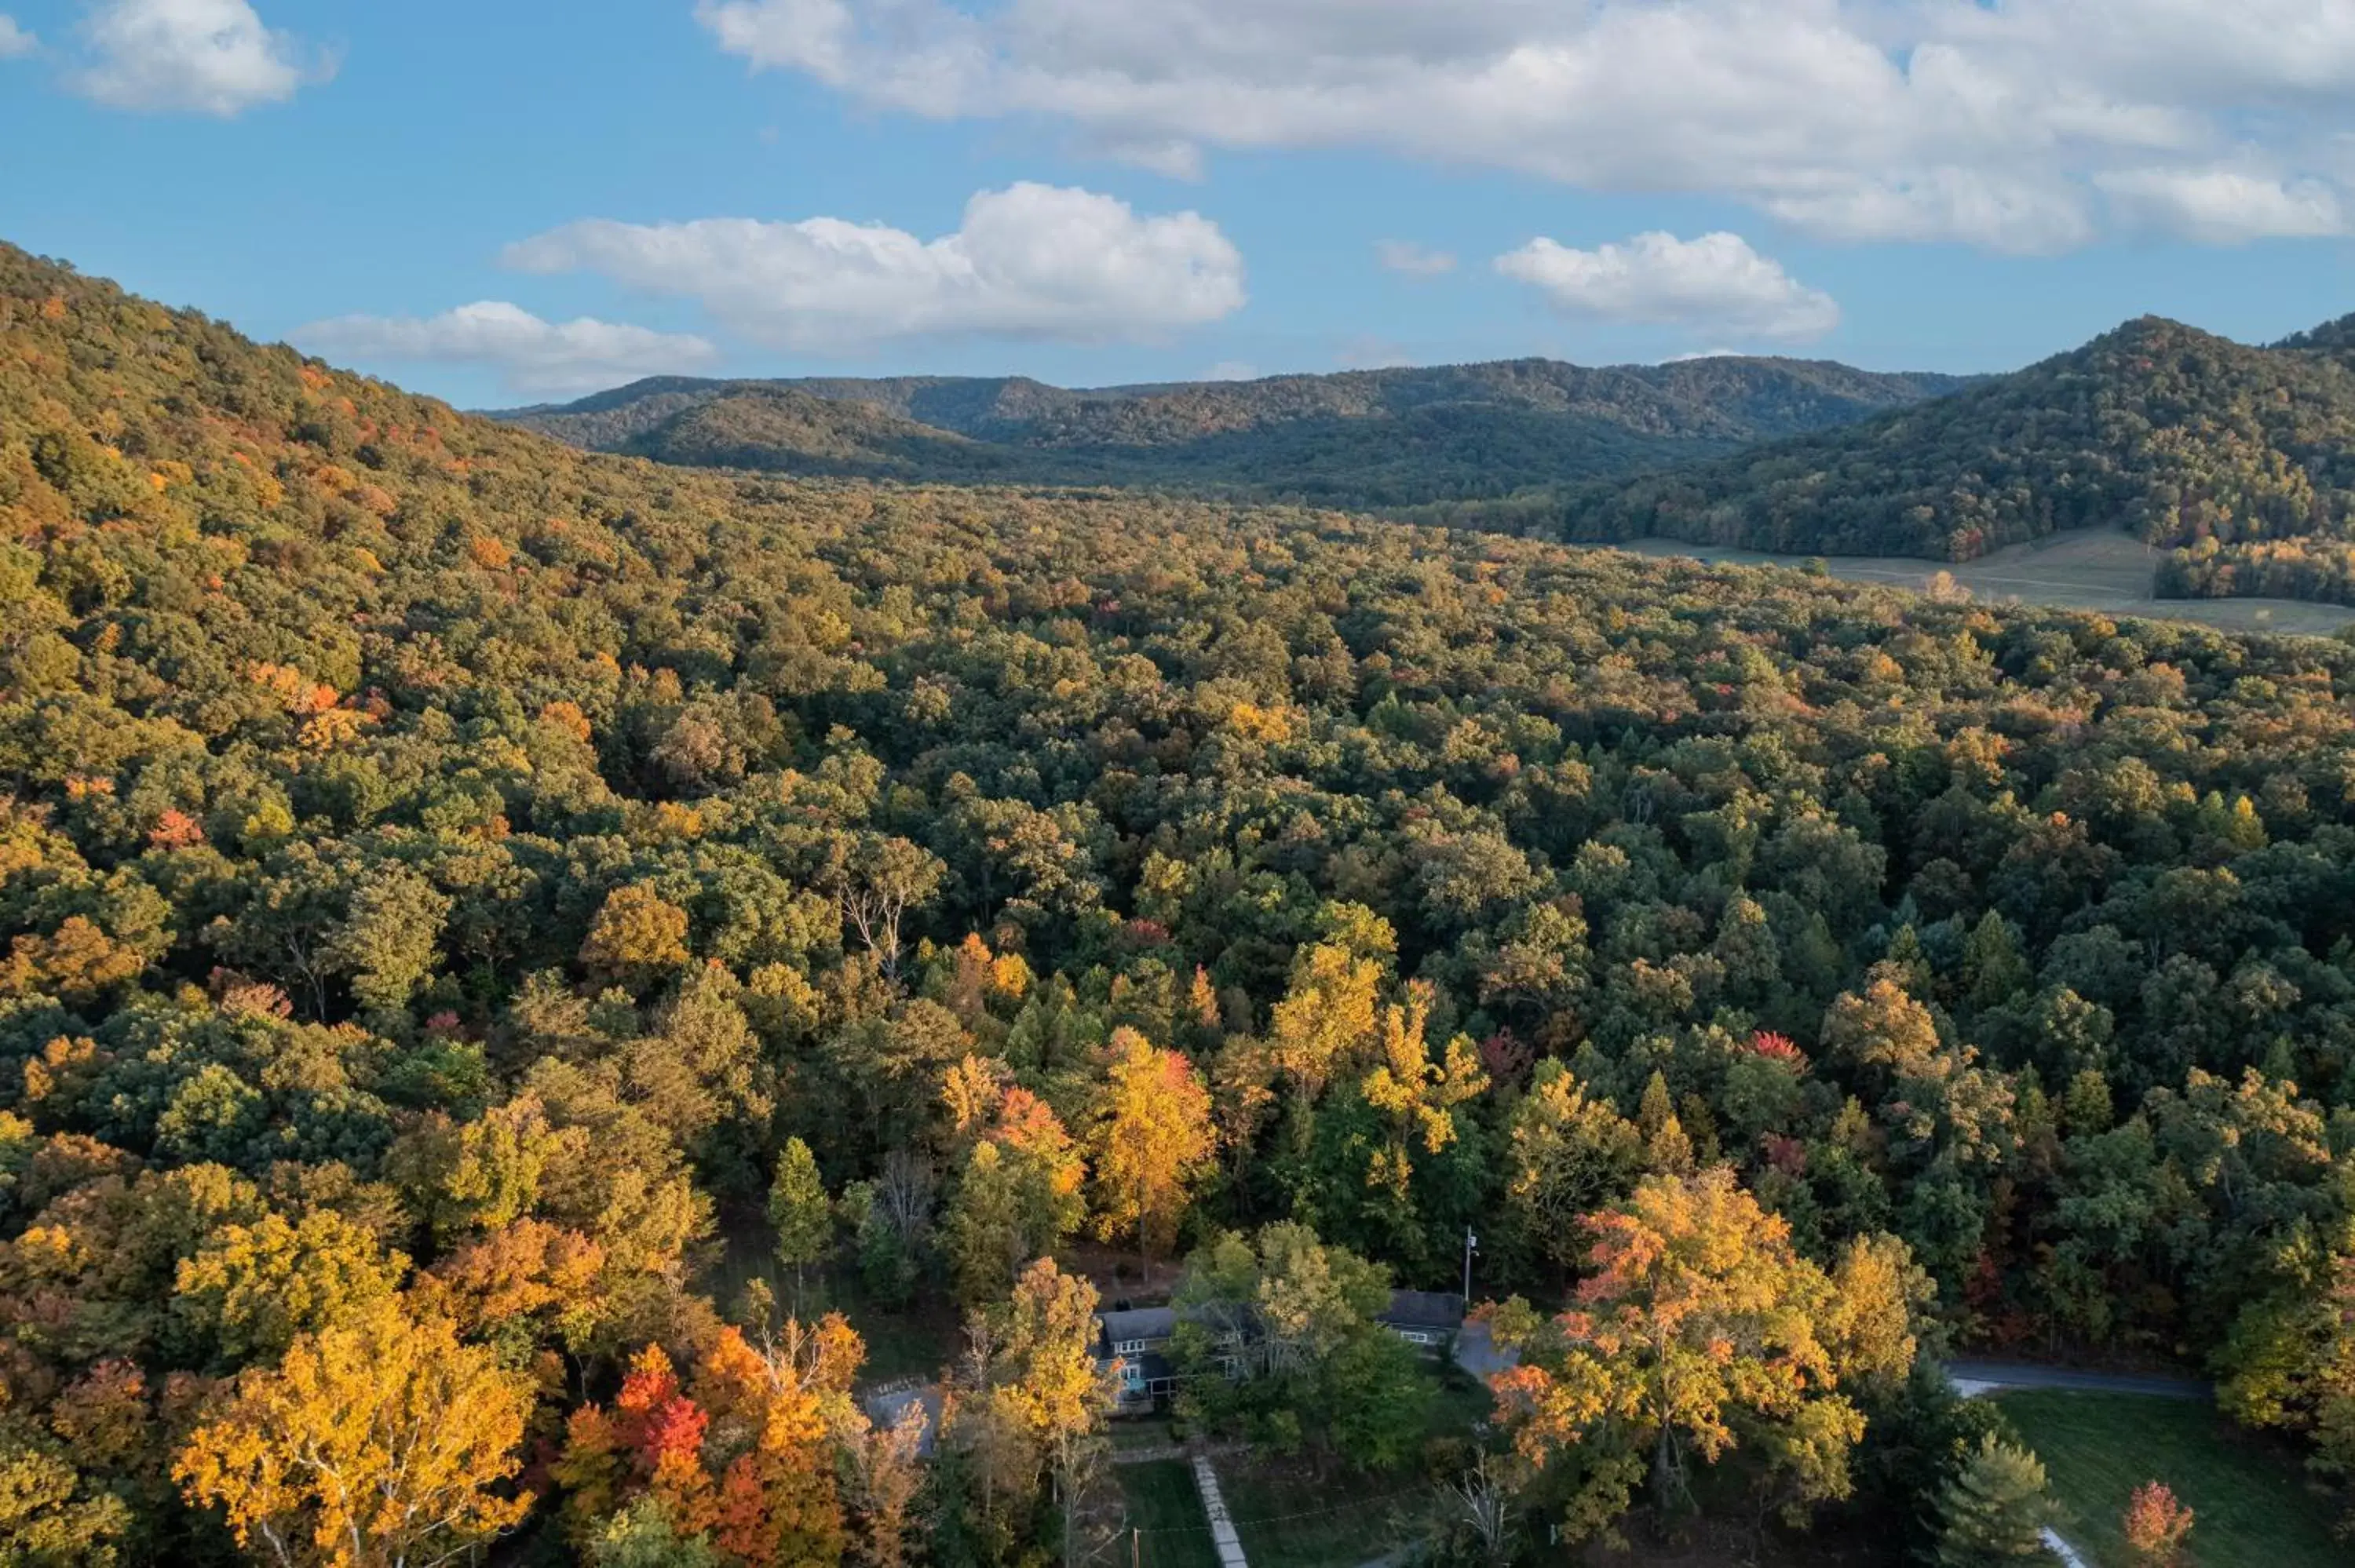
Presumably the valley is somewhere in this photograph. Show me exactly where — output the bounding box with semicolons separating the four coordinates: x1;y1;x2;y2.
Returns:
1612;530;2355;637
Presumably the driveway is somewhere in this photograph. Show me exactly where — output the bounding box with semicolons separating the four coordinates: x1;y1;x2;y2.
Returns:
1944;1358;2209;1401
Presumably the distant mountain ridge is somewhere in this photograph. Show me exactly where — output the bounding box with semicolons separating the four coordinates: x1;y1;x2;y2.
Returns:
1490;315;2355;578
492;357;1975;507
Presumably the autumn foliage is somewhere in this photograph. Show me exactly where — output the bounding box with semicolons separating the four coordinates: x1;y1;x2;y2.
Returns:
2122;1480;2194;1564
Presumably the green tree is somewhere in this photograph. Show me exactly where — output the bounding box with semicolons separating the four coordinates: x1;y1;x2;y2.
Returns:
769;1136;833;1301
590;1497;722;1568
1933;1435;2056;1566
323;863;451;1013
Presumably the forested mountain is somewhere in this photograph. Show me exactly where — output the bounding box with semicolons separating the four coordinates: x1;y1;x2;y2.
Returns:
498;356;1971;506
1434;316;2355;603
9;241;2355;1566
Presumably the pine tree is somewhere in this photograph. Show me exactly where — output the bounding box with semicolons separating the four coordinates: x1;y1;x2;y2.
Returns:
769;1138;833;1304
1933;1434;2056;1566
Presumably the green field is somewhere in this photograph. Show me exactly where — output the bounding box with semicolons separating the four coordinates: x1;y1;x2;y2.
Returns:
1618;531;2355;638
1220;1464;1415;1568
1213;1364;1489;1568
1115;1460;1224;1568
1995;1391;2344;1568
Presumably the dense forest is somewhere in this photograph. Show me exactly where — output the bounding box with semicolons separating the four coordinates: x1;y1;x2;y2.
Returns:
1411;316;2355;593
497;359;1970;509
5;241;2355;1566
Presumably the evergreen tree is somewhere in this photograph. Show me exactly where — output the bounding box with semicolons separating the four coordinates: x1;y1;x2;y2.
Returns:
769;1137;833;1303
1933;1435;2056;1566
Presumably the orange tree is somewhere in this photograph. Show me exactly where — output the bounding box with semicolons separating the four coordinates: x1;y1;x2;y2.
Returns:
1488;1168;1921;1542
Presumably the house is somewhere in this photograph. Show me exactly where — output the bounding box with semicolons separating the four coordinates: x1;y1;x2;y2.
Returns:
1092;1290;1467;1410
1097;1306;1181;1412
1378;1289;1466;1355
860;1379;944;1455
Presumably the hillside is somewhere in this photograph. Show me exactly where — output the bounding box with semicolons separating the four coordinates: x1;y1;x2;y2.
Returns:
6;241;2355;1561
496;356;1971;506
1478;316;2355;593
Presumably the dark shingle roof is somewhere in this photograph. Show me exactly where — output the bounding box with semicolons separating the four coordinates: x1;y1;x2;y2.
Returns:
1098;1307;1179;1344
1381;1290;1466;1331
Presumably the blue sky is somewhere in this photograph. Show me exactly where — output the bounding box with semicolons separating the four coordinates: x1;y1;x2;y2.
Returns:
5;0;2355;408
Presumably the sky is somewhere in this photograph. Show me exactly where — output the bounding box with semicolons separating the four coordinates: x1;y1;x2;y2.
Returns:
5;1;2355;410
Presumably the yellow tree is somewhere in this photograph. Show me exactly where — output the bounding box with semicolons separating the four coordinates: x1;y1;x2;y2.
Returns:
1503;1062;1644;1282
1488;1169;1917;1542
1090;1029;1214;1262
174;1301;535;1567
995;1259;1115;1459
945;1089;1086;1306
1266;905;1392;1096
579;884;692;989
964;1260;1117;1563
1356;983;1489;1201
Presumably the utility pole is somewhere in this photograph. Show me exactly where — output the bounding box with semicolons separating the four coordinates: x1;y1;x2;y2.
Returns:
1462;1227;1478;1304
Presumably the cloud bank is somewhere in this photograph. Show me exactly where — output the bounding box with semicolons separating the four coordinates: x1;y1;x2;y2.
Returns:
502;182;1247;351
71;0;327;115
1497;232;1841;341
1376;240;1457;278
696;0;2355;250
296;302;721;397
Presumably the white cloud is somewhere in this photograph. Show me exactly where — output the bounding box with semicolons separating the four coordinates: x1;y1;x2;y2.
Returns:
503;182;1247;351
696;0;2355;251
1335;334;1411;369
1375;240;1456;278
71;0;325;115
295;302;721;397
1497;232;1840;342
2098;167;2347;243
1203;360;1259;381
0;16;36;58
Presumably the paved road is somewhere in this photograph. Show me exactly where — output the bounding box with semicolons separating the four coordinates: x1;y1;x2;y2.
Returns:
1944;1358;2210;1401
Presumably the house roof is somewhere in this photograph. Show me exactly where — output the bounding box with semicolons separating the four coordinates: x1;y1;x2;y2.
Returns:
1381;1289;1466;1330
1098;1307;1179;1344
860;1383;943;1455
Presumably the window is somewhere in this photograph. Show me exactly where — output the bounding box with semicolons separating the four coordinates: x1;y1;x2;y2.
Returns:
1114;1338;1148;1355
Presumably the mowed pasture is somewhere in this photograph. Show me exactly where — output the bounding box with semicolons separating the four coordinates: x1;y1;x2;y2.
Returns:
1114;1460;1225;1568
1994;1390;2345;1568
1615;529;2355;638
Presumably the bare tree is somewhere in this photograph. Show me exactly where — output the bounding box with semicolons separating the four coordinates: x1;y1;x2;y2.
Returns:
837;833;944;979
1434;1452;1519;1567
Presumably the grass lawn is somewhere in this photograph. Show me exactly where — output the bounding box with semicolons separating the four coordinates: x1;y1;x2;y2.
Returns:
1220;1462;1415;1568
1995;1391;2344;1568
1113;1419;1179;1453
1212;1359;1493;1568
1115;1460;1224;1568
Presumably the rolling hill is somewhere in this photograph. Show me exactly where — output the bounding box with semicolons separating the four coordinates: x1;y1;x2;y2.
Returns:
1481;315;2355;590
8;242;2355;1561
493;356;1973;507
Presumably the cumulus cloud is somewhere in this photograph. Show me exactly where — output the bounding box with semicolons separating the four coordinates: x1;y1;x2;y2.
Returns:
71;0;327;115
1497;232;1840;342
1375;240;1456;278
0;16;36;58
295;302;721;398
696;0;2355;250
2098;167;2346;243
502;183;1247;351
